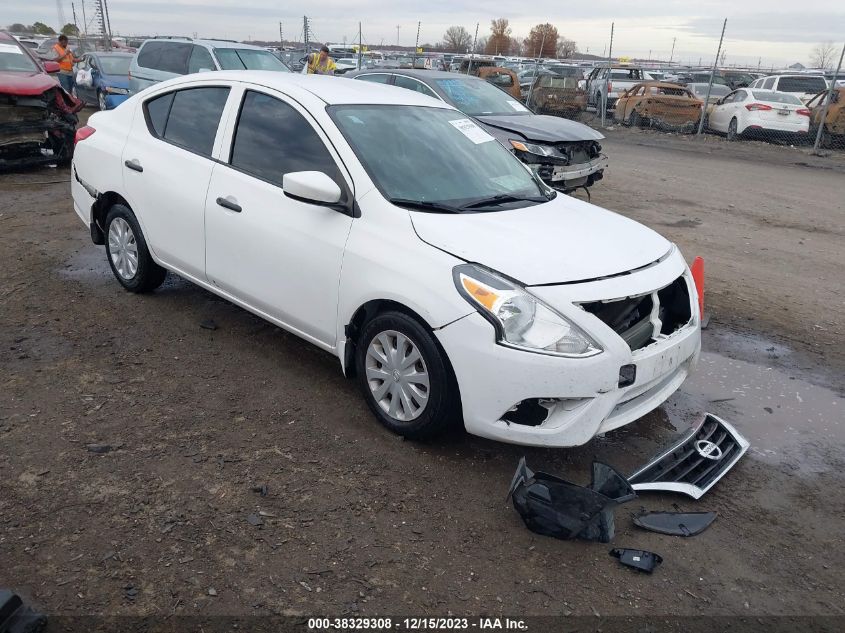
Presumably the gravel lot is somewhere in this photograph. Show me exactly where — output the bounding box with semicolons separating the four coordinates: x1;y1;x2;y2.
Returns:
1;119;843;626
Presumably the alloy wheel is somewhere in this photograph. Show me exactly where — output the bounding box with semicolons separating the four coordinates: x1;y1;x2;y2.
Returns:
365;330;430;422
108;217;139;280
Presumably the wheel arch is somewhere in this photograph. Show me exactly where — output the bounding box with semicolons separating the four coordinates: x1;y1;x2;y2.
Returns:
89;191;131;245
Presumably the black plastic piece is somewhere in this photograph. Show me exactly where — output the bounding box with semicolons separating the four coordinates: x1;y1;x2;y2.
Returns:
609;548;663;573
0;590;46;633
507;457;636;543
618;363;637;387
633;510;717;537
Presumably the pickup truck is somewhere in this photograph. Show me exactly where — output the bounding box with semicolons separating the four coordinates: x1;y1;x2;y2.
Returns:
586;66;653;110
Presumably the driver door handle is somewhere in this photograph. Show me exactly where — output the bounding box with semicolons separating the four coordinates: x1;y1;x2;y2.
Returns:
216;196;242;213
124;159;143;172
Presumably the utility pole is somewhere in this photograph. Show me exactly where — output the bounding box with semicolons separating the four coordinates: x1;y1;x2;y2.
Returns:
396;25;400;47
357;22;363;70
303;16;310;54
279;22;283;47
526;30;547;107
413;21;420;68
467;23;479;74
697;18;727;137
601;23;614;128
669;37;676;64
813;42;845;154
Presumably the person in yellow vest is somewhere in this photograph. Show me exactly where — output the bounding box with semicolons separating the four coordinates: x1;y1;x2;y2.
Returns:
51;35;82;93
306;46;337;75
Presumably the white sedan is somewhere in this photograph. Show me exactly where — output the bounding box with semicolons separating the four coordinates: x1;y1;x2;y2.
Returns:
707;88;811;141
70;72;701;447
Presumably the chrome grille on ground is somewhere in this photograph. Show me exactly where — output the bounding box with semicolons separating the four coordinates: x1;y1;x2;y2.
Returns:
580;275;692;351
628;414;750;499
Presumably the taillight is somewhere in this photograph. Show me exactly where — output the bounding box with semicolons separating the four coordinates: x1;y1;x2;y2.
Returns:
745;103;772;111
796;108;811;117
74;125;96;145
608;81;613;93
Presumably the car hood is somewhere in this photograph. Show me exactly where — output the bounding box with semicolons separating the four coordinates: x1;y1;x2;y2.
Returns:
101;73;129;89
410;196;671;286
0;70;57;96
475;113;604;143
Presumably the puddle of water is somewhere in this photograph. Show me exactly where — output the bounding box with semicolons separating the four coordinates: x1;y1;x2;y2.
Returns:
57;247;112;282
664;351;843;472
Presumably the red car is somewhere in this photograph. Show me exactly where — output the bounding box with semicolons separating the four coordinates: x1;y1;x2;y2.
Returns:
1;31;84;170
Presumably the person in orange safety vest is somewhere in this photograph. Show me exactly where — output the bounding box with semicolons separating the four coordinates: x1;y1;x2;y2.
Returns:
52;35;82;93
306;46;337;75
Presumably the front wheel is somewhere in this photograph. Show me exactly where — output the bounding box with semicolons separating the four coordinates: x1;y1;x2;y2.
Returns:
355;311;460;440
104;204;167;293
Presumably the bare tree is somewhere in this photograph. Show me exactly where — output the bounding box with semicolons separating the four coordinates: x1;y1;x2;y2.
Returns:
486;18;511;55
443;26;472;53
524;23;558;59
810;41;837;69
556;37;578;59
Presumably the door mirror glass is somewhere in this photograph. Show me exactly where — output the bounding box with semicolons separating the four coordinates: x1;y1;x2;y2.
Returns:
283;171;342;206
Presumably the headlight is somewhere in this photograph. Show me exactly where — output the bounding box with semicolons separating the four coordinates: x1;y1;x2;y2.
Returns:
453;264;601;357
510;139;557;157
105;87;129;95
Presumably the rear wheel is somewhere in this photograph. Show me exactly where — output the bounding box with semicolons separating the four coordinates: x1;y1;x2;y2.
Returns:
628;110;641;127
104;204;167;293
98;90;107;111
727;117;739;141
355;311;459;440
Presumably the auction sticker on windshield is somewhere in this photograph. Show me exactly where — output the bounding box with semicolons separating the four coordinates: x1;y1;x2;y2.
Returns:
448;118;495;144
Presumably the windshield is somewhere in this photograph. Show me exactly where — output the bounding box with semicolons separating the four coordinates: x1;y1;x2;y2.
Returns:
777;76;827;93
434;77;530;116
0;42;38;72
97;55;132;75
751;90;803;104
214;48;290;71
691;84;730;97
329;105;546;211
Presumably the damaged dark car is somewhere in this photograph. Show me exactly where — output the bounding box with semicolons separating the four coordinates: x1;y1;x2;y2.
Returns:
348;69;608;193
0;31;83;171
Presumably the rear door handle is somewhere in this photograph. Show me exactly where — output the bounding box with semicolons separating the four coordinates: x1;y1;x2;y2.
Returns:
216;196;242;213
124;159;143;172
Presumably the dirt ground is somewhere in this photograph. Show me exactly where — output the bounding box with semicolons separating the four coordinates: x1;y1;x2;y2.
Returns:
1;118;844;628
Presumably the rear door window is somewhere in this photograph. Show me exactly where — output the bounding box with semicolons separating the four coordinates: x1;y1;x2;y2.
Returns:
144;87;230;156
229;90;342;189
763;78;776;89
137;41;191;74
356;73;391;84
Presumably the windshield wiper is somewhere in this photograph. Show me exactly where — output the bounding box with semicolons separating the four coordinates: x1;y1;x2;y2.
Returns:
460;193;549;210
389;198;462;214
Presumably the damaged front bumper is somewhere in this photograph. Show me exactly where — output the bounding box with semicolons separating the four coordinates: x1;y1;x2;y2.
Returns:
0;87;82;171
435;247;701;447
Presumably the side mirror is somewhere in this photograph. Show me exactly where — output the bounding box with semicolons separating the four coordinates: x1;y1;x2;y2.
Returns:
283;171;342;207
44;61;61;74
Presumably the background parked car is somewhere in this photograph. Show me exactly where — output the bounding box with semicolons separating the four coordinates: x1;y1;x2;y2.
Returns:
706;88;810;141
687;82;731;104
0;30;83;169
129;38;290;94
586;66;653;110
74;51;132;110
614;82;703;130
526;71;586;118
348;69;607;193
806;87;845;147
748;74;828;104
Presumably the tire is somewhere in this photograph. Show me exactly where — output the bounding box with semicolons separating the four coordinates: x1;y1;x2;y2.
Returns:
727;117;739;141
355;311;460;440
628;110;641;127
98;90;107;111
104;204;167;293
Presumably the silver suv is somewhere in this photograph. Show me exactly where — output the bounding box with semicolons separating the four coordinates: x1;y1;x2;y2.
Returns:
128;38;289;94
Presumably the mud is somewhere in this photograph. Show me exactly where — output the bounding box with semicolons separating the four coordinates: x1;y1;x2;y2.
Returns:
1;123;844;621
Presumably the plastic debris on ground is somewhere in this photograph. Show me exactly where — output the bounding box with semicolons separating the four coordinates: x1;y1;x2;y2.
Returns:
633;510;717;536
609;548;664;573
0;590;46;633
507;457;636;543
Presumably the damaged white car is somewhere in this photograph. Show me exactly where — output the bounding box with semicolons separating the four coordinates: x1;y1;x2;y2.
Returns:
71;72;701;447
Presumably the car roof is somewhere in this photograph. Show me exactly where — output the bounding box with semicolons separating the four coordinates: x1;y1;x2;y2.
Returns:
348;69;464;82
140;38;267;51
91;51;134;58
158;71;456;107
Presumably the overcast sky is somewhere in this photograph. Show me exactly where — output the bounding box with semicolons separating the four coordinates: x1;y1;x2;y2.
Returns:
4;1;843;67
